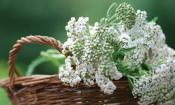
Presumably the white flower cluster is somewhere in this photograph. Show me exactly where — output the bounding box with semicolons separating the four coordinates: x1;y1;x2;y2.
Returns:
124;7;175;105
57;2;175;104
60;17;89;86
133;59;175;105
60;16;123;94
123;10;166;67
65;17;89;37
58;56;81;86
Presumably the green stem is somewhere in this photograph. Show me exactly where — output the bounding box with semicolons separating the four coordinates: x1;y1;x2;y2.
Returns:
108;14;117;23
26;57;49;76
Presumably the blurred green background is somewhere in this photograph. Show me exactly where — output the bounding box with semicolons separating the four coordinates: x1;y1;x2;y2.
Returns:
0;0;175;104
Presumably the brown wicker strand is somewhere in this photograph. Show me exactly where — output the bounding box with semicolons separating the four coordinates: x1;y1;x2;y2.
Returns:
8;35;63;87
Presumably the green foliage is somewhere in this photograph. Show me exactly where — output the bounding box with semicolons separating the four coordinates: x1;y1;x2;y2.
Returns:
26;49;65;75
107;3;118;19
112;46;153;88
26;57;48;76
0;61;12;105
113;47;135;61
150;17;158;23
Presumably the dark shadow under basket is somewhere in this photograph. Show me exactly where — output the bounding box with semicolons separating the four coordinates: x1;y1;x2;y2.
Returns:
0;35;138;105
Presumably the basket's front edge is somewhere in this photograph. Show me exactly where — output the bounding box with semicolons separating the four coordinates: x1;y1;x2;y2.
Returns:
0;75;138;105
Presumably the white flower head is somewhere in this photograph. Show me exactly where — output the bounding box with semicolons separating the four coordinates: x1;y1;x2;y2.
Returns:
59;3;175;101
95;72;116;94
90;22;100;35
118;32;131;45
65;17;89;38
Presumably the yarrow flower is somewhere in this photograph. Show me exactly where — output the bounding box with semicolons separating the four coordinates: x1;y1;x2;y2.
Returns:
58;2;175;104
116;2;136;29
132;59;175;105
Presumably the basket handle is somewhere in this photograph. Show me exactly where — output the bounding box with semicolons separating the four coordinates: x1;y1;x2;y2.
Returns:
8;35;63;86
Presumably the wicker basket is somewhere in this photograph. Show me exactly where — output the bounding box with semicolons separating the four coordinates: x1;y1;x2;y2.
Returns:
0;35;138;105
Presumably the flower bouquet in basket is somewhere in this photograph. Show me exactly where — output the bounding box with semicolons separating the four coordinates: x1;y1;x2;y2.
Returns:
1;2;175;105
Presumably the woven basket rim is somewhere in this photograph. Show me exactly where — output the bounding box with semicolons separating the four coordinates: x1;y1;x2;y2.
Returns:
0;74;129;89
0;75;59;87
